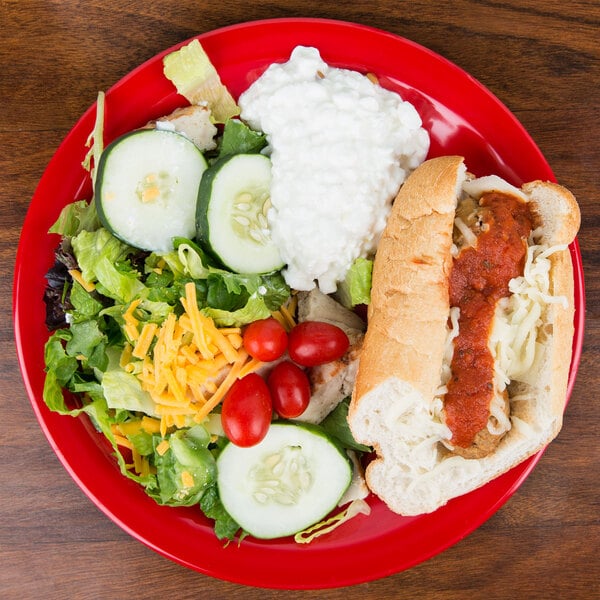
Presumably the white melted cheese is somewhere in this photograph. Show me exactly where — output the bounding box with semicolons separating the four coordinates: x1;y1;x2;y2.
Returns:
239;46;429;293
490;239;568;388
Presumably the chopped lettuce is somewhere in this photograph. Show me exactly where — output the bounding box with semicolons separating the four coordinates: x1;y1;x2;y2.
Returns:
218;118;267;158
335;257;373;308
71;228;132;284
150;426;217;507
320;398;372;453
101;369;157;416
49;199;100;237
165;237;290;326
200;484;241;541
68;280;104;322
163;39;239;123
294;499;371;544
65;320;106;361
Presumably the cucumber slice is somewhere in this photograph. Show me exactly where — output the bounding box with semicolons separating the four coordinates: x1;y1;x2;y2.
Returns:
96;129;208;252
196;153;284;274
217;422;352;539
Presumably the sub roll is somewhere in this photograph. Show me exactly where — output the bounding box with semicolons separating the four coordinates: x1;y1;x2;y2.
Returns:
348;155;580;515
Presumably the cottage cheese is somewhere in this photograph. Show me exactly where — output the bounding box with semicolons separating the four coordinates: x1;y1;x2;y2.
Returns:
239;46;429;293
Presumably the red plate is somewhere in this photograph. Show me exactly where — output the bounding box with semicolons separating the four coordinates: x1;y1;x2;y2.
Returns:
13;18;585;589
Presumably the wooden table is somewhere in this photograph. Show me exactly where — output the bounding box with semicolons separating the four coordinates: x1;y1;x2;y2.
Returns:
2;1;598;598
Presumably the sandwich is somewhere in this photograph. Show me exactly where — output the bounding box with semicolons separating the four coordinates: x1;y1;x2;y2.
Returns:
348;155;580;515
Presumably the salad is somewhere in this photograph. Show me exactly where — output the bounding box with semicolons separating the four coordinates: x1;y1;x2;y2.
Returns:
42;40;380;542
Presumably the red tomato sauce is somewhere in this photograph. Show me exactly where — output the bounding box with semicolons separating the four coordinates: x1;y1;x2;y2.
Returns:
444;192;534;448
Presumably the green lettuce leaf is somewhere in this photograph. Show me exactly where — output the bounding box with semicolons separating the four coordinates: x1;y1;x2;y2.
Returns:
203;294;271;327
68;280;104;322
65;320;106;360
320;399;372;453
71;228;132;284
49;199;100;237
150;426;217;507
335;257;373;308
200;484;240;541
218;119;267;158
101;368;157;416
44;329;78;386
94;257;146;304
163;239;290;325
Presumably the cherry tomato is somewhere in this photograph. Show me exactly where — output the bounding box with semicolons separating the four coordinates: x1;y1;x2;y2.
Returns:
221;373;272;447
288;321;350;367
268;361;311;419
243;317;288;362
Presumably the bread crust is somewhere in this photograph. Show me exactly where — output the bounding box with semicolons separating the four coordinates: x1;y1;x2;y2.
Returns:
348;157;580;515
351;155;464;405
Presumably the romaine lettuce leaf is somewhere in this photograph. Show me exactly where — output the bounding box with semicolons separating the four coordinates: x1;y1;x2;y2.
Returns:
65;320;106;360
49;199;100;237
162;39;239;123
150;426;217;507
203;294;272;327
68;280;104;322
164;238;290;325
44;329;78;386
218;119;267;158
93;257;146;304
71;228;132;284
335;257;373;308
101;368;157;416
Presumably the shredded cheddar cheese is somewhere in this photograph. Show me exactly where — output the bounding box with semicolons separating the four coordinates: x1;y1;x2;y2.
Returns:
68;268;96;292
132;322;158;359
181;470;195;488
120;281;256;439
156;439;170;456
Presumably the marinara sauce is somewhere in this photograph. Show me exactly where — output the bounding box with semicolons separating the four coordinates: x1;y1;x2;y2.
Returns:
444;191;534;448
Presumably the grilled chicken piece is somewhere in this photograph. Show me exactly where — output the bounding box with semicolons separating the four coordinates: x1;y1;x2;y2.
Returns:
296;289;366;337
294;289;365;424
146;105;218;151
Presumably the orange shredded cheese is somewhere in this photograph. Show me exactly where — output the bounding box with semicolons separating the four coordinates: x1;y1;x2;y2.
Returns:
132;322;158;359
68;268;96;292
279;303;296;330
123;299;143;341
238;356;265;379
119;281;254;437
132;447;143;473
181;471;195;488
193;349;248;423
156;439;170;456
113;434;133;449
141;416;161;433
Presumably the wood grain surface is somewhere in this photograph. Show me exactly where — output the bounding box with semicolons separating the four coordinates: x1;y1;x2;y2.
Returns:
1;1;598;598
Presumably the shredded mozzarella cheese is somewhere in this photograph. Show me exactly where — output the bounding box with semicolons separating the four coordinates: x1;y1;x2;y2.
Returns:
454;216;477;248
490;241;567;384
437;231;567;443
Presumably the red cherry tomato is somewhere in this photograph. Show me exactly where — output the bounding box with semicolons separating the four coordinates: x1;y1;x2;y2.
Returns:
242;317;288;362
268;361;311;419
288;321;350;367
221;373;272;447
